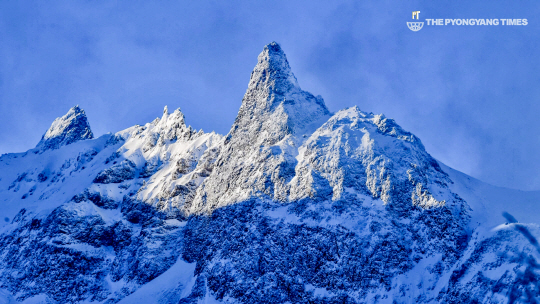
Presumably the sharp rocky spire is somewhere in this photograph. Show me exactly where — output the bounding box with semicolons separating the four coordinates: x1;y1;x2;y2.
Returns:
35;105;94;152
246;41;300;98
228;42;330;147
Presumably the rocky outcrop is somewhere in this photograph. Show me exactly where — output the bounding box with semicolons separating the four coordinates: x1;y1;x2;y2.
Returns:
35;105;94;152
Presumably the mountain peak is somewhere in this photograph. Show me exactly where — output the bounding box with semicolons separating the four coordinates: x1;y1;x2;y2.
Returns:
247;41;299;96
265;41;283;53
158;106;185;126
233;42;329;133
35;105;94;152
231;42;329;143
259;41;288;66
192;42;331;210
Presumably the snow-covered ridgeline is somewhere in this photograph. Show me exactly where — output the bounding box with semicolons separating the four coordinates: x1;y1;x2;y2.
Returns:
0;42;539;303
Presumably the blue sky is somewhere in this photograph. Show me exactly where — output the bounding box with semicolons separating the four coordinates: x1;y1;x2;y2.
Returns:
0;1;539;190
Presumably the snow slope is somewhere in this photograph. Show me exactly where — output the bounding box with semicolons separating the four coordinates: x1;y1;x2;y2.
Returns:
442;162;540;228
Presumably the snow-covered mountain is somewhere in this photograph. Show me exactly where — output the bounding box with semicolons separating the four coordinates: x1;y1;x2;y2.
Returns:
0;42;539;304
35;105;94;152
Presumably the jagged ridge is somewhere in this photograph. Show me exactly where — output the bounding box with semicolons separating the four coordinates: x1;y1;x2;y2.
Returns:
0;42;538;304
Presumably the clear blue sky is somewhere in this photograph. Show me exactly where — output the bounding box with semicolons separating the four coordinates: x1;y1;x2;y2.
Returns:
1;1;539;191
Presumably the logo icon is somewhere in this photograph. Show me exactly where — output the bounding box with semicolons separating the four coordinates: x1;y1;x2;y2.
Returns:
408;11;424;31
407;22;424;31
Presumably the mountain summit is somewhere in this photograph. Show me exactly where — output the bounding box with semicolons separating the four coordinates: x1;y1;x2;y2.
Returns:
233;42;329;144
189;42;331;211
247;41;300;97
35;105;94;152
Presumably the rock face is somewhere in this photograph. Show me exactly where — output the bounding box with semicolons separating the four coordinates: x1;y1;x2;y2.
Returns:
35;105;94;152
188;42;331;213
0;42;539;304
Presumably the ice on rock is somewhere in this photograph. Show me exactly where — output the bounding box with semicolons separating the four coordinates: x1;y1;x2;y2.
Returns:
189;42;331;213
189;43;451;216
35;105;94;152
0;42;539;304
235;41;329;142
